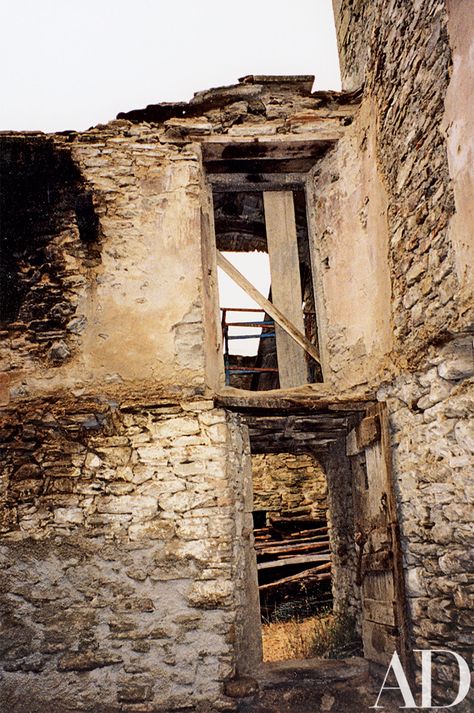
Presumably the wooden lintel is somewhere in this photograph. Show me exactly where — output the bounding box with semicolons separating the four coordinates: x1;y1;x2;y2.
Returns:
217;251;321;364
214;392;374;413
201;136;340;158
209;173;305;192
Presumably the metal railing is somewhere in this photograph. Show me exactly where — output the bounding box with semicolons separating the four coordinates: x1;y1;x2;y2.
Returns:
220;307;278;385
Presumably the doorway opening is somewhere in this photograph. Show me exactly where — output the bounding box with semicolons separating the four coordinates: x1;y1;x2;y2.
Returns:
214;189;322;390
202;139;330;391
233;401;411;673
252;451;336;661
243;407;364;663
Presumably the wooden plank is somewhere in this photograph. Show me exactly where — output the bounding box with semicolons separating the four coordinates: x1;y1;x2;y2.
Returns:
201;138;338;161
376;402;412;679
257;554;331;571
259;564;331;591
210;172;305;192
216;251;321;364
361;620;399;667
363;598;396;627
205;158;318;174
263;191;308;389
256;540;330;557
269;514;324;527
362;571;395;602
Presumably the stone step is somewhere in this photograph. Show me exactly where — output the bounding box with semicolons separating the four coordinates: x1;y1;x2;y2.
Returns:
228;657;378;713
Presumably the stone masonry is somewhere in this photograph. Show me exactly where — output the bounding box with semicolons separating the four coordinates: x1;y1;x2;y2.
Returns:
0;1;473;711
251;453;327;518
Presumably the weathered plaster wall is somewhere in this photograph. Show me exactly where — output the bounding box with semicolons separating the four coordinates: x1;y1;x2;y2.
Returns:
307;98;392;389
0;400;258;712
332;0;473;362
0;126;208;405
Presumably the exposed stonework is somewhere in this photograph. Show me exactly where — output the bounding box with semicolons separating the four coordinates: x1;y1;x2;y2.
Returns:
332;1;474;708
378;340;474;705
0;2;473;710
251;453;327;517
0;400;258;712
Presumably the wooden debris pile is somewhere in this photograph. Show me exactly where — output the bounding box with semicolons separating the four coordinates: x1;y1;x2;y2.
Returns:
254;507;332;619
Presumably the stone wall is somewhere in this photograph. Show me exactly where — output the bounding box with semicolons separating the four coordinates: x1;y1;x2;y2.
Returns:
379;340;474;706
332;0;474;705
0;399;259;712
251;453;327;517
0;126;208;405
332;0;473;364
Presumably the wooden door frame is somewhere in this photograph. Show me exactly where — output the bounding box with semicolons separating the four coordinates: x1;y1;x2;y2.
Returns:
347;402;412;675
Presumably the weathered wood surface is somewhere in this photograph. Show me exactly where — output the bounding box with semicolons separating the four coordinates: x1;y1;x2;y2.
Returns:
259;562;332;592
256;540;330;558
263;190;308;388
346;414;381;456
257;553;331;571
202;138;337;161
210;173;305;192
351;402;410;673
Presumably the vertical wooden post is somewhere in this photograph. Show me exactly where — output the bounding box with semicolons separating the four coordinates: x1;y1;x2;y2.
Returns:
263;191;308;388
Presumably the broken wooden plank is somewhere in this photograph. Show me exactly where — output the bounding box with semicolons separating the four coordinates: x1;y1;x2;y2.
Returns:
217;250;321;365
269;514;325;528
257;554;331;570
288;526;329;538
259;562;332;590
256;540;330;558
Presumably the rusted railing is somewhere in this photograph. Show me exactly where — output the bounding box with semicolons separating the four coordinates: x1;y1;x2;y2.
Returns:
220;307;278;386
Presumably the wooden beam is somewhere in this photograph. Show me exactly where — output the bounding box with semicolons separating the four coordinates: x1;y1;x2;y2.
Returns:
209;173;305;192
216;251;321;364
206;158;318;174
263;191;308;388
201;137;340;160
346;414;381;456
257;554;331;570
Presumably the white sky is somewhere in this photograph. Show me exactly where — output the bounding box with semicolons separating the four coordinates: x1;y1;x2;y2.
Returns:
0;0;341;132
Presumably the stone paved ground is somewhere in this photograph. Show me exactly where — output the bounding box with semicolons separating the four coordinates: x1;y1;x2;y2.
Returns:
231;657;472;713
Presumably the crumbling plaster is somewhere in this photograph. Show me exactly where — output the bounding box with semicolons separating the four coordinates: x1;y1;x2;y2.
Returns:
443;0;474;304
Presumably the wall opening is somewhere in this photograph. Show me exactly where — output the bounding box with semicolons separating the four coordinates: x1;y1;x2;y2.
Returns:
240;407;365;664
202;138;334;392
213;188;322;390
252;451;335;661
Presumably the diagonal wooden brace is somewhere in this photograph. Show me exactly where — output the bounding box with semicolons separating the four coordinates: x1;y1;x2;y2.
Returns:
216;251;321;365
